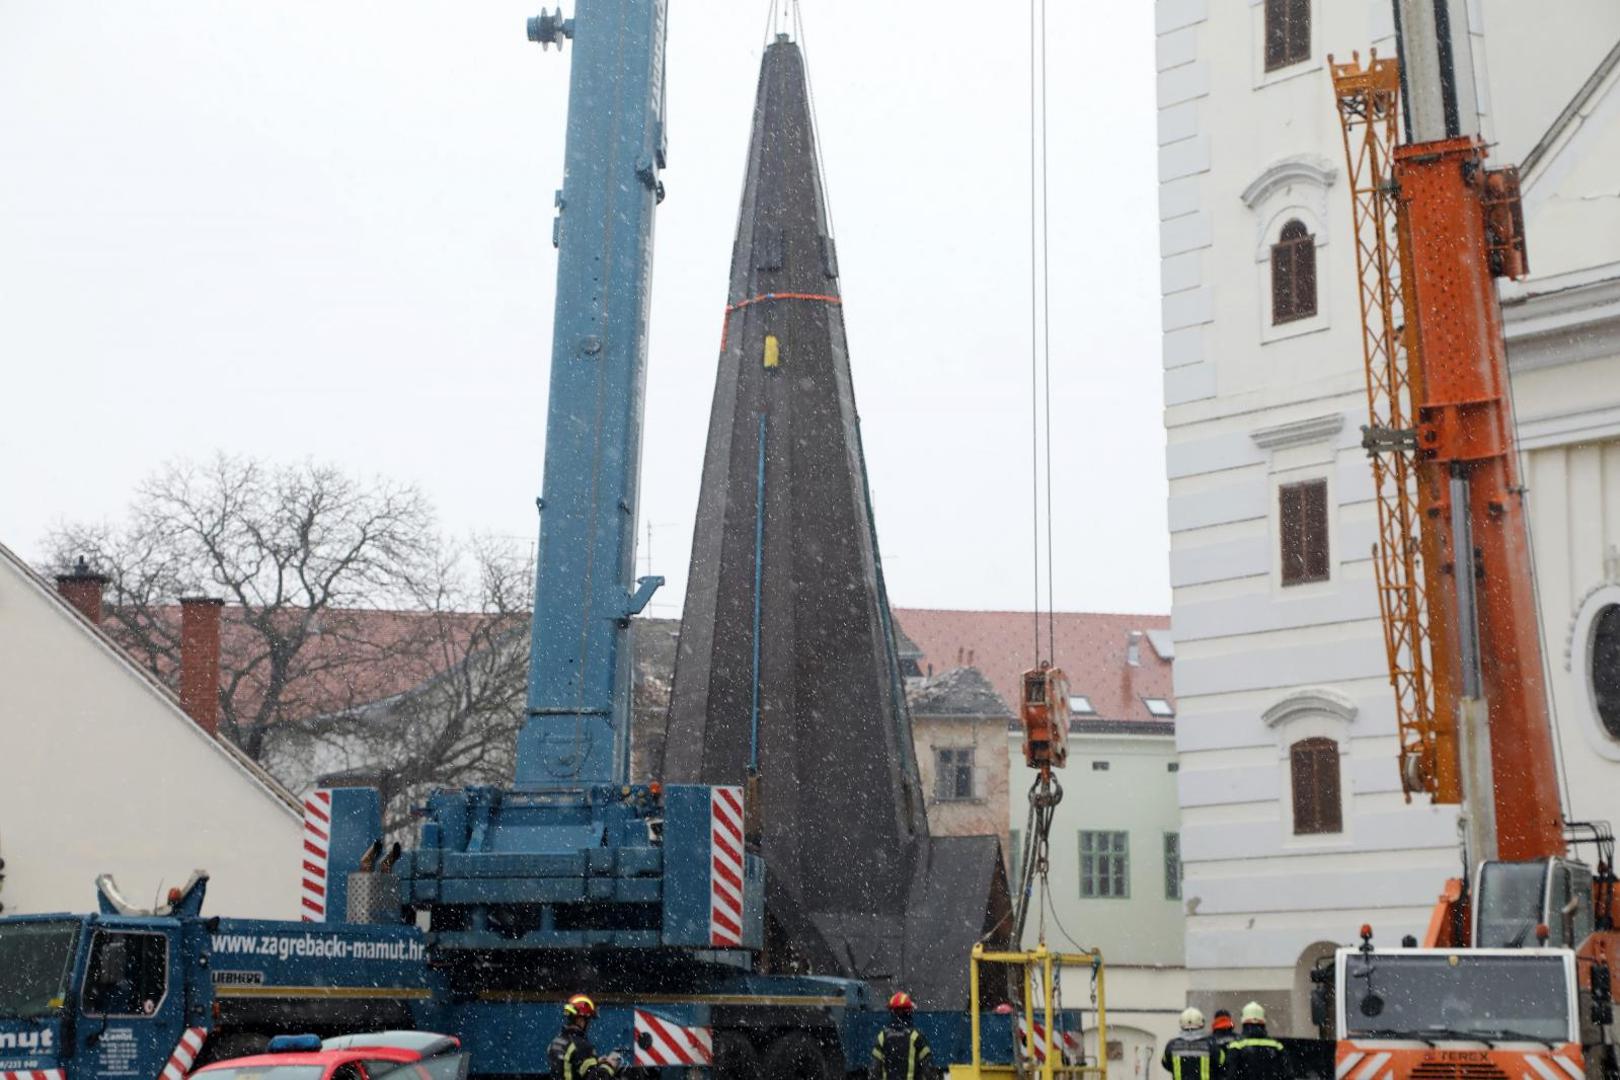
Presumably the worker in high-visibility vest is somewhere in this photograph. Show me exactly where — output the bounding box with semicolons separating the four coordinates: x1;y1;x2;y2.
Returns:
1219;1002;1286;1080
1161;1007;1215;1080
547;995;620;1080
871;992;936;1080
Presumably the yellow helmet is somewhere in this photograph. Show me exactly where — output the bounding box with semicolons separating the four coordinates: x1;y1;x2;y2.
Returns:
564;994;598;1019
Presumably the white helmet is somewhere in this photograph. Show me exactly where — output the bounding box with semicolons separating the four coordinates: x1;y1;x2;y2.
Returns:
1180;1007;1205;1032
1241;1001;1267;1025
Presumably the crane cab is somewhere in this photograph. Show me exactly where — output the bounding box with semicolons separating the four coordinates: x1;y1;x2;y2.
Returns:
1019;666;1070;772
1474;857;1601;949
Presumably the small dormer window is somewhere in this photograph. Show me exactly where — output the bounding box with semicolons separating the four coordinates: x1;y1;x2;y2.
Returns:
1069;695;1095;715
1143;697;1175;718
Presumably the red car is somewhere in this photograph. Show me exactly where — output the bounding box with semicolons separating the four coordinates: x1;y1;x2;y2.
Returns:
193;1032;467;1080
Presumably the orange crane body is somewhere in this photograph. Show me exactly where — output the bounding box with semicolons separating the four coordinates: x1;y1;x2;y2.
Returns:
1393;135;1567;860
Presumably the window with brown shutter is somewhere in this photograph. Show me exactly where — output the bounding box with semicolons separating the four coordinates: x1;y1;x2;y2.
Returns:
1264;0;1311;72
1271;219;1317;324
1280;479;1330;585
1291;737;1342;834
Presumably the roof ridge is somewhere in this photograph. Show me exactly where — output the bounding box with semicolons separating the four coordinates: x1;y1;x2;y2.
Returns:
0;541;302;816
1521;33;1620;182
893;606;1169;619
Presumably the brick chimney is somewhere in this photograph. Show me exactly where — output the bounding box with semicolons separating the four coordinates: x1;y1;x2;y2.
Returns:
179;597;225;737
55;556;110;624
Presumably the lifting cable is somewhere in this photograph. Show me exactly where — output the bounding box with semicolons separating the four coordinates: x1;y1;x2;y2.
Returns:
762;0;837;244
1015;11;1088;1063
1018;0;1061;946
1029;0;1056;670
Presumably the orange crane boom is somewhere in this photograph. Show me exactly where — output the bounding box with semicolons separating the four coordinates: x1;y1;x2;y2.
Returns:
1331;18;1562;865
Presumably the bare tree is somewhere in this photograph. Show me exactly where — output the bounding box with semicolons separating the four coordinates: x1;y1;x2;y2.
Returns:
44;458;529;825
262;537;531;835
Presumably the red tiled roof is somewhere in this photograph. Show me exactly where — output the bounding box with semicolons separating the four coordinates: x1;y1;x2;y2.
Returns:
131;605;495;724
892;609;1173;725
126;606;1172;729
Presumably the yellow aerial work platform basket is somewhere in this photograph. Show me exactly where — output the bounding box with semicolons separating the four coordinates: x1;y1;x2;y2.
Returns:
951;942;1108;1080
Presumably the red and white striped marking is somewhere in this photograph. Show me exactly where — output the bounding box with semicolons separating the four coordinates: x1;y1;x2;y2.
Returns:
301;788;332;921
633;1010;714;1068
1017;1017;1080;1064
709;786;745;947
160;1027;208;1080
1;1071;64;1080
1337;1048;1585;1080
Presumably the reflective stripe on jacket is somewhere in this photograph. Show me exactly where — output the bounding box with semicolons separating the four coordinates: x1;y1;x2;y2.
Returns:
548;1029;613;1080
1219;1034;1286;1080
873;1024;933;1080
1162;1037;1213;1080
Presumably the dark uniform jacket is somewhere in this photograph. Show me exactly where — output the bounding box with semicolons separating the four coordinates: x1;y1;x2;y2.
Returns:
871;1021;935;1080
548;1027;615;1080
1162;1034;1215;1080
1219;1025;1286;1080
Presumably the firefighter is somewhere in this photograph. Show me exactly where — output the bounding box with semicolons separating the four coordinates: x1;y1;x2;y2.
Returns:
548;994;620;1080
1209;1009;1236;1050
872;992;936;1080
1219;1002;1286;1080
1161;1008;1214;1080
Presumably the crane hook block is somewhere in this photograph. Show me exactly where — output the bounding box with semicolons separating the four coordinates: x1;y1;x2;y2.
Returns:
1020;664;1071;772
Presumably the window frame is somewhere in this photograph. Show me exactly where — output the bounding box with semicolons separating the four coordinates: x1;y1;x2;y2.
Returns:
80;929;170;1019
933;745;979;803
1069;694;1095;715
1263;0;1311;72
1290;736;1343;836
1569;586;1620;761
1591;603;1620;740
1279;478;1331;587
1270;219;1318;325
1143;697;1175;718
1079;830;1131;900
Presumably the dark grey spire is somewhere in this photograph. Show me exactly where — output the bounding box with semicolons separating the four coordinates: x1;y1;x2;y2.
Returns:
660;37;1009;1007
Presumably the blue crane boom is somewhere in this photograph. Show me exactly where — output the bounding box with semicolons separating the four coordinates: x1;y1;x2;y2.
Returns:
517;0;667;788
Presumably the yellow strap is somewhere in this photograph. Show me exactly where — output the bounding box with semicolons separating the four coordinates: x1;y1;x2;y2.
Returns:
907;1030;919;1080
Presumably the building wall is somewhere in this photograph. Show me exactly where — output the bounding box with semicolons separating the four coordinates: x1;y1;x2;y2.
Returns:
1516;381;1620;830
0;550;303;918
1008;730;1187;1062
913;714;1011;841
1156;0;1620;1036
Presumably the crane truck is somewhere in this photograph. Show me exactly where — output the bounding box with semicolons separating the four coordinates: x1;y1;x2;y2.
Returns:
1316;3;1620;1080
0;5;1089;1079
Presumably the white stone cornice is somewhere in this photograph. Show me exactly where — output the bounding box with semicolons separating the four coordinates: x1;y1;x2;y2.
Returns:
1240;155;1339;210
1262;687;1359;729
1503;271;1620;373
1250;413;1345;450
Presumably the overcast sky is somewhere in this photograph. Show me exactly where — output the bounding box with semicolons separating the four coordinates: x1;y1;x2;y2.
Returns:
0;1;1167;617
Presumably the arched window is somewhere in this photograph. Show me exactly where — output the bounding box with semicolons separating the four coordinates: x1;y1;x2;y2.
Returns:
1272;219;1317;324
1593;604;1620;739
1265;0;1311;71
1290;737;1341;835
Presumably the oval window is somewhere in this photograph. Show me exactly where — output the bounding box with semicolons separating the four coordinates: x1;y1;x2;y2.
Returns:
1593;604;1620;739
